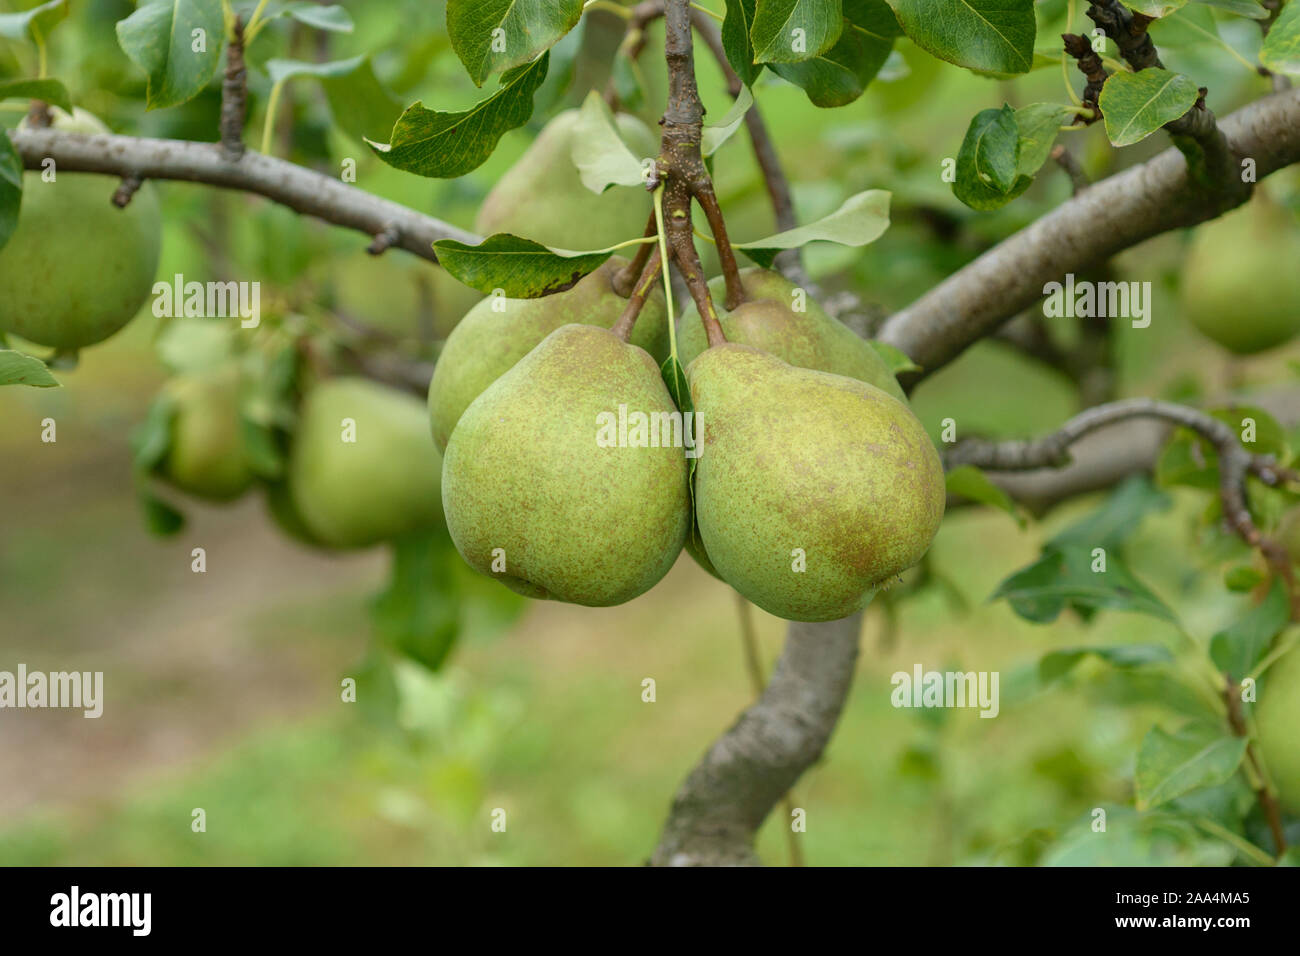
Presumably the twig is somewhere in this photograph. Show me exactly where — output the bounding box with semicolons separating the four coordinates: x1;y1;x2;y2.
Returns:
1223;680;1288;858
946;397;1300;612
610;245;662;340
612;210;659;297
1050;144;1090;194
220;16;248;160
876;86;1300;380
1063;33;1108;123
7;127;478;262
111;174;144;208
367;223;400;255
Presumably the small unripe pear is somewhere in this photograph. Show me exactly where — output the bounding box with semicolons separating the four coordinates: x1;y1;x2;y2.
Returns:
688;344;944;621
442;324;690;606
427;257;666;452
475;109;656;251
0;108;161;350
1182;198;1300;355
288;378;444;549
677;268;907;402
1256;647;1300;815
162;365;255;502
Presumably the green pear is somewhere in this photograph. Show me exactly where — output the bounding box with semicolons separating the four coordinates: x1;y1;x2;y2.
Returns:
427;257;667;452
0;108;161;350
161;365;255;502
1256;646;1300;815
263;480;328;548
677;268;907;403
475;109;656;251
442;324;690;606
1182;198;1300;355
288;378;444;549
688;344;945;621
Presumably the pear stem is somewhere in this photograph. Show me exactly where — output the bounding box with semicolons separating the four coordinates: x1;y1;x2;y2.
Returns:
612;210;659;297
610;246;662;341
658;0;731;348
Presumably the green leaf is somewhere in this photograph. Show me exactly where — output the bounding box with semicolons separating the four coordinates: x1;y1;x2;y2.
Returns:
661;355;692;414
1148;1;1221;48
770;0;900;107
1210;579;1290;680
432;233;614;297
446;0;582;87
1050;475;1171;552
990;545;1177;625
319;57;405;145
1209;404;1289;460
1039;643;1175;684
276;2;353;32
1261;1;1300;75
0;349;58;388
733;188;890;268
701;85;754;155
1223;564;1264;592
751;0;844;64
131;392;178;474
371;530;463;672
572;91;646;193
240;415;284;480
722;0;764;85
138;488;186;537
0;132;22;253
0;0;68;44
868;339;920;375
953;105;1031;210
945;464;1024;526
1135;722;1248;810
0;78;73;113
1014;102;1076;177
116;0;225;111
367;53;549;178
1155;430;1219;489
1122;0;1188;15
1099;68;1201;147
883;0;1036;75
265;54;367;86
1194;0;1267;19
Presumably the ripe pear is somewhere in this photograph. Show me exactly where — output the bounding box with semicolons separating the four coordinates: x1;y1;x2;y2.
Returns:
1182;198;1300;355
677;268;907;403
688;344;945;621
288;378;444;549
427;257;667;452
161;365;255;501
0;108;161;350
475;109;656;251
442;324;690;606
1256;646;1300;815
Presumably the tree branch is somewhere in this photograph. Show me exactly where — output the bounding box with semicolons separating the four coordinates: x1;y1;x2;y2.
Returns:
877;86;1300;381
6;128;477;261
651;611;863;866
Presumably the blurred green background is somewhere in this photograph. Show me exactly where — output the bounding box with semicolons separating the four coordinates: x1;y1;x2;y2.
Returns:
2;0;1298;865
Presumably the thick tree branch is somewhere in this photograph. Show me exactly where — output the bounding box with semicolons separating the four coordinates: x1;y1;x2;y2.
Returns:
877;86;1300;380
651;611;863;866
6;128;477;261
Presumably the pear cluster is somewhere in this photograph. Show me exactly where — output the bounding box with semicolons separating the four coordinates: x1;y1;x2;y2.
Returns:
435;266;946;620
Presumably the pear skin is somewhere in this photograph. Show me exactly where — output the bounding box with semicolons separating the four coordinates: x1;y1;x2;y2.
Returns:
442;324;690;606
688;344;944;622
1182;197;1300;354
1256;647;1300;815
0;108;161;349
163;365;255;502
289;378;444;549
427;257;666;452
475;109;656;251
677;268;907;403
